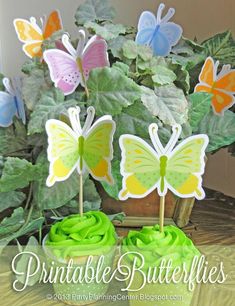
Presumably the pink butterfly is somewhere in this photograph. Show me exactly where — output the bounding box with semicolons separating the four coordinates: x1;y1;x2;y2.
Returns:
43;29;109;95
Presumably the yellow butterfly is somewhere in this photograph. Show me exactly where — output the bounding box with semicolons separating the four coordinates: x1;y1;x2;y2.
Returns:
119;124;208;200
14;10;63;58
45;106;115;187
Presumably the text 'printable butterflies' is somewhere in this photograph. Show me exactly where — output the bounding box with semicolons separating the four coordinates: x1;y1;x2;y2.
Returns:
195;57;235;115
136;2;183;56
119;124;208;201
0;77;26;127
14;10;63;58
46;106;115;187
43;30;110;96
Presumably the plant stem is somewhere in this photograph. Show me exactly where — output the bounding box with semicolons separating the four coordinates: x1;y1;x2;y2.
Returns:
25;183;33;210
79;173;83;216
159;195;165;233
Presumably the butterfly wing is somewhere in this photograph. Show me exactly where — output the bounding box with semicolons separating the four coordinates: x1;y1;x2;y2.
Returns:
0;92;17;127
43;10;63;39
151;29;171;56
136;28;156;46
216;70;235;92
119;135;161;200
137;11;157;31
46;119;79;187
14;19;43;58
195;57;215;89
82;38;109;82
166;135;208;200
11;77;26;124
159;22;183;46
44;49;80;95
83;117;115;184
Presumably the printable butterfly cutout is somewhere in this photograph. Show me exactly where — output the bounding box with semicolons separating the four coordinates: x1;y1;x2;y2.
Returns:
43;30;110;95
14;10;63;58
0;77;26;127
119;124;208;201
136;3;183;56
46;106;115;187
194;57;235;115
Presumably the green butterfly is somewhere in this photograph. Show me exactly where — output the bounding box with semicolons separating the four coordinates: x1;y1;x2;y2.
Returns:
119;123;208;200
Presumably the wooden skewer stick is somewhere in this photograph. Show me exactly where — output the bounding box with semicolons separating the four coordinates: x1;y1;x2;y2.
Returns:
79;173;83;216
159;195;165;232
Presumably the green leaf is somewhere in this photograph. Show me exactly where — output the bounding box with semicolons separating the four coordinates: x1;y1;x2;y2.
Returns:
202;31;235;66
0;158;42;192
15;236;41;287
34;155;80;210
75;0;116;25
85;21;126;41
83;178;101;212
141;85;189;126
0;207;24;236
112;62;129;76
0;217;44;254
0;191;26;213
0;73;5;91
122;40;152;61
28;88;79;135
188;92;212;132
22;66;49;111
108;36;128;59
0;119;28;156
197;110;235;152
101;160;122;200
87;67;141;116
152;66;177;86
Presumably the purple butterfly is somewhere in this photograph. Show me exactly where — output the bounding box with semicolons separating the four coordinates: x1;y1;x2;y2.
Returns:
44;29;109;95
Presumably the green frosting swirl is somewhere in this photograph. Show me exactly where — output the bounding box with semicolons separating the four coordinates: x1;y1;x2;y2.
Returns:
122;225;200;271
46;211;117;258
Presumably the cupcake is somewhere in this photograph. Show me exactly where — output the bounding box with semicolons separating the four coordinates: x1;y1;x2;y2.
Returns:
121;225;200;306
43;210;117;305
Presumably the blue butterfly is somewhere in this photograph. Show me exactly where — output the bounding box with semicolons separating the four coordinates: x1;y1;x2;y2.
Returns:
136;3;183;57
0;77;26;127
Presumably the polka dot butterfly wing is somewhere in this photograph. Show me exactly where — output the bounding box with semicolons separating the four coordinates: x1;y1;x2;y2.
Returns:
46;106;115;187
43;30;109;95
119;124;208;200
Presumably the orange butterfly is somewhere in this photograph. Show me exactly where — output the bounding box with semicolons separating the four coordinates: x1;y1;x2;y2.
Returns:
195;57;235;115
14;10;63;58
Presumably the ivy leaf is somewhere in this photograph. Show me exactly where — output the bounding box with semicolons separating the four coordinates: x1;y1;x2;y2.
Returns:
112;62;129;76
152;66;177;86
0;158;42;192
141;85;189;126
15;236;41;287
0;216;44;254
108;36;128;59
28;88;79;135
0;191;26;213
33;154;80;210
0;207;25;236
188;92;212;132
202;31;235;66
197;110;235;152
75;0;116;25
0;73;5;91
0;119;28;156
87;67;141;116
84;21;126;41
122;40;152;61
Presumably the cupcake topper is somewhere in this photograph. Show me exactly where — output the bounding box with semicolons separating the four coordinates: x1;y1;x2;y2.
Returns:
46;106;115;216
43;29;110;97
14;10;63;58
136;3;183;56
195;57;235;115
0;77;26;127
119;124;208;232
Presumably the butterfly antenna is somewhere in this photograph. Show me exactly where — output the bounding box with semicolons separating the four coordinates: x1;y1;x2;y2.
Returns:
149;123;164;156
62;34;77;57
82;106;95;135
218;64;231;79
157;3;165;24
161;8;175;23
164;124;182;154
77;29;86;57
68;107;82;135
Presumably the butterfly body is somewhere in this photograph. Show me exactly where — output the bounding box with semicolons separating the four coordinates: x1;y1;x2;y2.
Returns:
136;3;182;56
46;106;115;187
119;124;208;201
44;30;109;95
14;10;63;58
195;57;235;115
0;77;26;127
